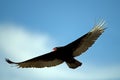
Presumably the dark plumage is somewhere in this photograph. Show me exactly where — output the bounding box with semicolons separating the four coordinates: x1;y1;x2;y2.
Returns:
6;21;105;69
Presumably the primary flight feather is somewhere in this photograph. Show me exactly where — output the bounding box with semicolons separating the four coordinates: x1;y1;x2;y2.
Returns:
6;20;105;69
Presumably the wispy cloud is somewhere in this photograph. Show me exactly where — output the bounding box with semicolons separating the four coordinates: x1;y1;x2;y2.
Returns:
0;23;120;80
8;64;119;80
0;23;55;60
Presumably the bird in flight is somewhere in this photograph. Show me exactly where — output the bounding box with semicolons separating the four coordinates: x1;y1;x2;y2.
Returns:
6;20;105;69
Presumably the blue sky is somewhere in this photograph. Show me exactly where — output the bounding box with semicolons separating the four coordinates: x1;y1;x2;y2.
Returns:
0;0;120;80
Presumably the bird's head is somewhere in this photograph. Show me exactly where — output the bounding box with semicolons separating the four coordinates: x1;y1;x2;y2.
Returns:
53;47;57;51
53;47;62;51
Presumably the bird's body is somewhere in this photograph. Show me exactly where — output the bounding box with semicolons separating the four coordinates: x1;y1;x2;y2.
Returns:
6;20;105;69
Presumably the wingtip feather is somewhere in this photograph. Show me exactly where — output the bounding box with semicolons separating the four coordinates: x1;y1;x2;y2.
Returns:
90;20;106;33
5;58;16;64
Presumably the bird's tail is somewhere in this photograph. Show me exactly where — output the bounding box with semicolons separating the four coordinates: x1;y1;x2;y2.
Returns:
5;58;17;64
66;58;82;69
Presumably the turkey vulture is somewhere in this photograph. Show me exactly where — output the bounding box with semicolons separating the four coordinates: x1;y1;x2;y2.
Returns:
6;21;105;69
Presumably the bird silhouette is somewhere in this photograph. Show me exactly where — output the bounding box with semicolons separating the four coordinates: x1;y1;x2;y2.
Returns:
6;20;105;69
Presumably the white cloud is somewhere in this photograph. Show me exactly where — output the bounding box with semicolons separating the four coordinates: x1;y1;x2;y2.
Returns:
11;64;120;80
0;23;120;80
0;23;56;61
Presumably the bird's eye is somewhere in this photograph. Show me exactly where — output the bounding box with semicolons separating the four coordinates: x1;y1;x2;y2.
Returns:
53;47;57;51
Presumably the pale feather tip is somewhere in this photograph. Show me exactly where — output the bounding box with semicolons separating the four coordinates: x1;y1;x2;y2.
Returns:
90;20;106;33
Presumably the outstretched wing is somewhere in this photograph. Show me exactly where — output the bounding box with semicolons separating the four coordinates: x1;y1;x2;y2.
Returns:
6;52;63;68
65;20;105;57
